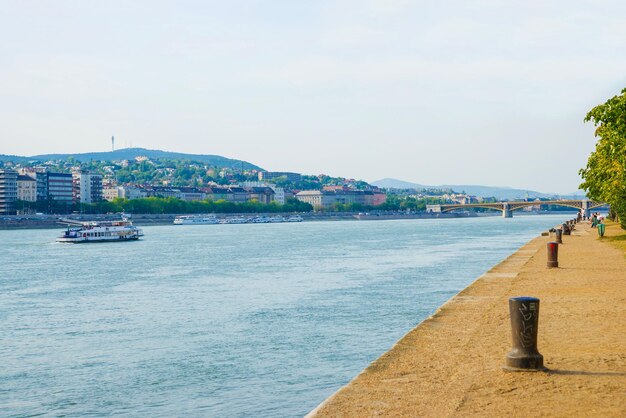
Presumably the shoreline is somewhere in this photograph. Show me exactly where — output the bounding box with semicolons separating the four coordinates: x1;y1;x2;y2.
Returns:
0;211;577;230
307;221;626;417
305;233;544;417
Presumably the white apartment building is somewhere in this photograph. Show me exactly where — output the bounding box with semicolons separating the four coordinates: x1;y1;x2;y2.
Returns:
73;171;103;204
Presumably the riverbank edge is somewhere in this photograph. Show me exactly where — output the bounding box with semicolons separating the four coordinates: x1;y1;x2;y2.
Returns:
307;220;626;417
305;230;546;417
0;213;476;229
0;211;577;230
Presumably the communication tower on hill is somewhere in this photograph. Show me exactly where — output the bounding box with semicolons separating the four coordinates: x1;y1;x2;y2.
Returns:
112;136;115;152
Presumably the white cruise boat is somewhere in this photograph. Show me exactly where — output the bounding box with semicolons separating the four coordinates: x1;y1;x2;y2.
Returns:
57;217;144;243
219;216;247;224
173;215;219;225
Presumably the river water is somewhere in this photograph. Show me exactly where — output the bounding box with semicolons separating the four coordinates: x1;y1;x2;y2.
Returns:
0;214;570;417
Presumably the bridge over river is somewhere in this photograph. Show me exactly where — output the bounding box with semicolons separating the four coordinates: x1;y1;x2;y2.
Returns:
427;200;607;218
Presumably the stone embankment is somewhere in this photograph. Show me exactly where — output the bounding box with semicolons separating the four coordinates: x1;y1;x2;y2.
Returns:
308;221;626;417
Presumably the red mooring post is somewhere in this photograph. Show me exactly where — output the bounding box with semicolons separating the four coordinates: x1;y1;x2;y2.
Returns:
547;242;558;268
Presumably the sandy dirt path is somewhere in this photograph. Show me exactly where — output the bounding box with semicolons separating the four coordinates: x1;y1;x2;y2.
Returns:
308;222;626;417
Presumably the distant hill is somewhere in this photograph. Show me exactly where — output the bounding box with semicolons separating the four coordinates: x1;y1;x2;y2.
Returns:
372;178;585;200
373;178;431;190
0;148;263;170
0;154;31;163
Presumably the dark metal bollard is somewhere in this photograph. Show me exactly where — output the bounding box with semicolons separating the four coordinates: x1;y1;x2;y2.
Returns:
504;297;546;371
547;242;558;268
562;223;571;236
555;228;562;244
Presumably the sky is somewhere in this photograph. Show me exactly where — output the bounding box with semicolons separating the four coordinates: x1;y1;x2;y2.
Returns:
1;1;625;193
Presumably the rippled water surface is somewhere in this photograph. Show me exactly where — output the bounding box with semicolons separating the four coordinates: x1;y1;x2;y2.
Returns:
0;215;570;417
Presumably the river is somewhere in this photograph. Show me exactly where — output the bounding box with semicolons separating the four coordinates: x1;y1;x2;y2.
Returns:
0;214;571;417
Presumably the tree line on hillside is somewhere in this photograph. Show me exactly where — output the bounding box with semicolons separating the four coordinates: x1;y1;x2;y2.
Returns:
14;195;451;215
580;88;626;228
84;197;315;215
14;197;313;215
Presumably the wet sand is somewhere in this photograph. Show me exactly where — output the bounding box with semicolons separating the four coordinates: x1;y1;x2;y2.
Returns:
308;222;626;417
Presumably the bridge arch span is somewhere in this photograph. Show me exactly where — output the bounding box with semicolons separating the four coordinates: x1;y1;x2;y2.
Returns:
440;205;503;213
434;199;607;218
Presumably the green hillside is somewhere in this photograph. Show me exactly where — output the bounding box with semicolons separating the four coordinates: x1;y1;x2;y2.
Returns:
0;148;263;171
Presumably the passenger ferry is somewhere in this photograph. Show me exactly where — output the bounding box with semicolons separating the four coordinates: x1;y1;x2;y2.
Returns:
57;217;144;243
173;215;220;225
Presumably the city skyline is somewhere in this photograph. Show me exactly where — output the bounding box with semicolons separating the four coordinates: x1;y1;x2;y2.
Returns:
2;1;626;193
0;145;588;196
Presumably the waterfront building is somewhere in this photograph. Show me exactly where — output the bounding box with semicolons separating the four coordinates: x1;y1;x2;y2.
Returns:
0;169;18;215
103;186;121;201
119;186;147;200
334;190;372;206
241;181;287;204
142;186;177;199
296;189;387;210
176;187;206;201
371;192;387;206
18;167;48;201
272;187;287;205
245;187;275;204
46;173;74;206
139;186;205;201
17;175;37;202
295;190;337;210
202;186;229;201
225;186;249;203
258;171;302;183
73;171;103;204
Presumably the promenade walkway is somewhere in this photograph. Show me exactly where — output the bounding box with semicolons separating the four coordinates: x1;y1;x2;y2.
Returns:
308;222;626;417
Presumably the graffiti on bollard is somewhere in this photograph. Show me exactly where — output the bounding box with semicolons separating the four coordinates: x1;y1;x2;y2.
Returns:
504;297;546;372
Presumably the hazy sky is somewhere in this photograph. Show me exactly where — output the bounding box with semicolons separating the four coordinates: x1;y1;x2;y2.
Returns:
2;1;625;193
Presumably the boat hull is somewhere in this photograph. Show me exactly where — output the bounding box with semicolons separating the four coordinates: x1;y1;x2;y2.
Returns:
56;236;141;243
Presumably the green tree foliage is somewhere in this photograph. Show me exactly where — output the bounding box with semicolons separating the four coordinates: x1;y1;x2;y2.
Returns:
77;197;313;215
324;195;447;213
580;88;626;228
